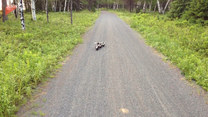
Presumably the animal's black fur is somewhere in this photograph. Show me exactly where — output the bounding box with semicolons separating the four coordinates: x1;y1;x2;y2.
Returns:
95;42;105;51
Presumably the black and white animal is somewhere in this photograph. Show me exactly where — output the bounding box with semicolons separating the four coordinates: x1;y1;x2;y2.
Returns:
95;42;105;51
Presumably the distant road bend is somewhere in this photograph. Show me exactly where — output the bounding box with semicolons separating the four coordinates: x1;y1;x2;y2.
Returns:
18;11;208;117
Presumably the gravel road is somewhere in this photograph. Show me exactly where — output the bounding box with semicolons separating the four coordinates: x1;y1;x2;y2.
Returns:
18;11;208;117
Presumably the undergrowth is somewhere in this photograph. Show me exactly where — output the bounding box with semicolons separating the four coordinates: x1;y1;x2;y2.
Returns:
115;11;208;91
0;11;99;116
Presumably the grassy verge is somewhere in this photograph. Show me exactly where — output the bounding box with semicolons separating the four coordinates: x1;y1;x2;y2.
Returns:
0;11;99;116
115;11;208;91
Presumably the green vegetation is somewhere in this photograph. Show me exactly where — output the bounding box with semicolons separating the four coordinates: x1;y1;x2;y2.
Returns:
168;0;191;18
169;0;208;25
0;11;99;116
116;11;208;90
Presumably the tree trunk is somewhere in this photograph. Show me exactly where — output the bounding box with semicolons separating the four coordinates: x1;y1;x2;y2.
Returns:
143;1;146;13
149;0;152;12
77;0;80;10
154;4;157;12
70;0;73;25
157;0;161;13
123;2;124;9
64;0;67;12
67;0;70;12
14;0;18;18
89;0;92;11
162;0;171;14
31;0;36;20
19;0;25;30
42;0;46;11
59;1;62;12
113;2;115;9
2;0;8;22
129;0;131;12
55;0;57;11
46;0;49;23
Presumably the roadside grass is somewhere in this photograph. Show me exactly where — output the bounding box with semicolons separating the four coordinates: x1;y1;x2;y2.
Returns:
115;11;208;91
0;11;99;116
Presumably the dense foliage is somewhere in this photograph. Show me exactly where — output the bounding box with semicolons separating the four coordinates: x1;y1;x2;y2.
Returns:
116;11;208;91
183;0;208;25
169;0;208;25
168;0;191;18
0;11;99;116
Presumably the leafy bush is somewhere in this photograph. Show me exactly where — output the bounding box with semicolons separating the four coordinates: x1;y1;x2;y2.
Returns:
0;11;99;116
116;11;208;91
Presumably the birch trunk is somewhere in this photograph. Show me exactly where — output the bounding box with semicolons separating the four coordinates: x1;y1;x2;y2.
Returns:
70;0;73;25
157;0;161;13
31;0;36;20
19;0;25;30
162;0;171;14
143;1;146;13
64;0;67;12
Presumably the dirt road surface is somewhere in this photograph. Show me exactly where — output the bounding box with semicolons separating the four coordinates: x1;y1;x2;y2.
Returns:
18;11;208;117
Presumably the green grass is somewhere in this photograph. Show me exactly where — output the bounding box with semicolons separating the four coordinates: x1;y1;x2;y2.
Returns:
115;11;208;91
0;11;99;116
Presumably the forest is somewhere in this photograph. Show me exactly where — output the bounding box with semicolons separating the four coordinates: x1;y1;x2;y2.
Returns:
0;0;208;116
1;0;208;25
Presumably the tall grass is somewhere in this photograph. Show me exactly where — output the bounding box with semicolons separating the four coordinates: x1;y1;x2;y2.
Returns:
0;11;99;116
116;11;208;91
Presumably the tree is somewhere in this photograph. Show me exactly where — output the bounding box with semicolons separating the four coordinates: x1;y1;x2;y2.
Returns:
143;0;146;12
19;0;25;30
67;0;70;11
162;0;171;14
64;0;67;12
124;0;135;12
14;0;18;18
59;0;62;11
24;0;31;12
31;0;37;20
157;0;161;13
70;0;73;24
46;0;49;23
2;0;8;22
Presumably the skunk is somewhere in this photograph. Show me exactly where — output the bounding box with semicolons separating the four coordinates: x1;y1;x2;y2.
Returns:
95;42;105;51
